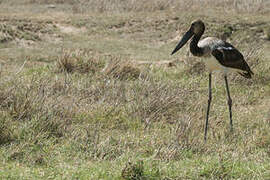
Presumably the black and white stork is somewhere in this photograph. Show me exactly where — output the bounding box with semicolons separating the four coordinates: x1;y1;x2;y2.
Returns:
171;20;253;141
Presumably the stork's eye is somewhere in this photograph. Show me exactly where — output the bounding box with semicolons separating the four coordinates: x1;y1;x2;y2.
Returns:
191;23;195;26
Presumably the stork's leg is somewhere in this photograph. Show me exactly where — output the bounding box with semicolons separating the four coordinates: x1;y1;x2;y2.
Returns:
224;75;233;131
204;73;212;141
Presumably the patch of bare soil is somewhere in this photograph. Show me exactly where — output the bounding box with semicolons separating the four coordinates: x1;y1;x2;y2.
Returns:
56;24;86;35
136;60;177;68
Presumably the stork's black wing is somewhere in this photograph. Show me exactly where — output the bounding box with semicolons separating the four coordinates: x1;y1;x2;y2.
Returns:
211;42;254;78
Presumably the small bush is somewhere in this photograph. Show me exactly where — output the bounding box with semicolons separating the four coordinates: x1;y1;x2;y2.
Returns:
122;161;144;180
56;49;105;74
102;57;141;80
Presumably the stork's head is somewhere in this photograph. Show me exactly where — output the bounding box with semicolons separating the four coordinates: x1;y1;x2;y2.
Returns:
171;20;205;55
190;20;205;34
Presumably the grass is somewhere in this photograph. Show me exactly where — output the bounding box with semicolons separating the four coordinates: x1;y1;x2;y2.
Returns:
0;0;270;179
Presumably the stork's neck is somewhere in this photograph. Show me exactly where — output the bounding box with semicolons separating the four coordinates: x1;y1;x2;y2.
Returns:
190;31;204;57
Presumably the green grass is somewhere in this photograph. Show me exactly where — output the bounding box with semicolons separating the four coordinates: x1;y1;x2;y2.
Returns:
0;0;270;179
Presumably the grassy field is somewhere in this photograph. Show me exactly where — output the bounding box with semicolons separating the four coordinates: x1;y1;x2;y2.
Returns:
0;0;270;179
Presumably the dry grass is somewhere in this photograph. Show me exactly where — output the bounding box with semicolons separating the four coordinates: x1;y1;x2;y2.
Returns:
102;57;141;80
56;49;141;80
71;0;270;14
56;49;105;74
2;0;269;14
0;47;269;179
0;0;270;179
0;19;56;44
0;77;46;120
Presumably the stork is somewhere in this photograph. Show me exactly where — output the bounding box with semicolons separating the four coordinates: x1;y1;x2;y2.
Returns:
171;20;253;141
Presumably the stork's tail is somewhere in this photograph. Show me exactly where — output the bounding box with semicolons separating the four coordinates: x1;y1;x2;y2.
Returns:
238;59;254;79
238;68;254;79
238;71;251;79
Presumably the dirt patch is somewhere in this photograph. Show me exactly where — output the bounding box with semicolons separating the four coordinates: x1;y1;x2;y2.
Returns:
136;60;177;68
56;24;86;35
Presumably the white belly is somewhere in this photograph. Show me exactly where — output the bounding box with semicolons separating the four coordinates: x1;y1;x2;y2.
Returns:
204;57;224;72
203;57;243;74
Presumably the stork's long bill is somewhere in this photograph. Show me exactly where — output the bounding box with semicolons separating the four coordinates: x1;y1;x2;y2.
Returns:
171;29;193;55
